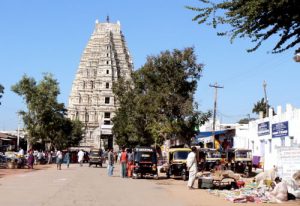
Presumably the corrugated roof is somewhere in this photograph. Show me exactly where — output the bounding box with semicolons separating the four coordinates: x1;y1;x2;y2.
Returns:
0;133;10;138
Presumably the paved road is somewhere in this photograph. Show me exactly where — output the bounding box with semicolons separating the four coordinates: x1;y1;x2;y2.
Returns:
0;164;186;206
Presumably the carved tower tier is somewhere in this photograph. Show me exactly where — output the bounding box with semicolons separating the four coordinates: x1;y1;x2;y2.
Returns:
68;19;133;149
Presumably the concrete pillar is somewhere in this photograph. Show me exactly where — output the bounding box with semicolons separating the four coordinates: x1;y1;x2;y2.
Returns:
277;105;282;115
286;104;293;119
259;111;264;119
269;108;273;118
286;104;293;113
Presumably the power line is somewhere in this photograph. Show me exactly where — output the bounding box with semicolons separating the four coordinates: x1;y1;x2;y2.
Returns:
220;54;288;84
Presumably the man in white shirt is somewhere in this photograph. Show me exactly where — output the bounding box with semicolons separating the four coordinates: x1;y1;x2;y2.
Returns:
18;148;24;156
268;177;288;203
77;150;85;167
186;146;197;189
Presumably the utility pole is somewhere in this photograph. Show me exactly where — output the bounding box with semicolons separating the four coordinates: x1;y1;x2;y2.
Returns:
17;113;20;150
209;82;224;149
263;80;268;118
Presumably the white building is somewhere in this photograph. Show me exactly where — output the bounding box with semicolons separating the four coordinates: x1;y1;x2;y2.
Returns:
234;104;300;173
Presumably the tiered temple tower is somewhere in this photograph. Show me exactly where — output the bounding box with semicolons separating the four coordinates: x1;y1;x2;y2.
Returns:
68;18;133;149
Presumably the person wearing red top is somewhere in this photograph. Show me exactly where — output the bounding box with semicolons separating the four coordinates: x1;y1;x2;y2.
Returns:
120;147;128;178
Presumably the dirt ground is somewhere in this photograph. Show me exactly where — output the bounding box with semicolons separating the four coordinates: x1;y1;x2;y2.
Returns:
1;164;299;206
153;178;300;206
0;164;54;178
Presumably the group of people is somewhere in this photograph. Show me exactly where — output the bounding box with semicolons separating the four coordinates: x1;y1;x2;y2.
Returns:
107;147;133;177
24;148;86;170
55;149;85;170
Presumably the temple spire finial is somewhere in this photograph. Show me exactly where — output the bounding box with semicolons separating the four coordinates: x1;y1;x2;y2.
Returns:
106;15;110;23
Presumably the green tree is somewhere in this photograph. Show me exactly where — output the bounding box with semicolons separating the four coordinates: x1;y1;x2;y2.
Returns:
0;84;4;105
252;98;269;118
11;73;83;149
113;48;211;147
187;0;300;54
238;117;256;124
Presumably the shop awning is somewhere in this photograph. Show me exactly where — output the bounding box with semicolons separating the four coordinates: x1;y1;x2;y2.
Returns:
197;130;226;138
195;130;226;143
0;138;13;141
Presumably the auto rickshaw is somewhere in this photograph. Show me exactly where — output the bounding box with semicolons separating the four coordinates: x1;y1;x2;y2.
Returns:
160;148;191;181
88;148;102;167
225;148;252;175
131;147;158;179
197;148;222;171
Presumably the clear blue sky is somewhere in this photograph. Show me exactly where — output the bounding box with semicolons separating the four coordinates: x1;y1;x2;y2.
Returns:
0;0;299;130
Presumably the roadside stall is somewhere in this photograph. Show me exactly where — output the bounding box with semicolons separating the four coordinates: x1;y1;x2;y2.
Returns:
197;169;300;204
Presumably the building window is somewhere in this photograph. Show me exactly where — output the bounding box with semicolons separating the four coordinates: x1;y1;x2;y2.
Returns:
85;112;89;122
106;70;109;74
91;81;94;89
105;97;110;104
107;53;109;57
260;140;265;156
104;120;111;125
106;82;109;89
280;137;285;146
104;112;110;118
289;136;294;146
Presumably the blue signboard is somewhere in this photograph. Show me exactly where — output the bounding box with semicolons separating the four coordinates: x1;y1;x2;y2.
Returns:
258;122;270;136
272;121;289;138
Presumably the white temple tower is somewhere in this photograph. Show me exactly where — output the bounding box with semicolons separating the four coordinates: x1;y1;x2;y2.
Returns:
68;18;133;149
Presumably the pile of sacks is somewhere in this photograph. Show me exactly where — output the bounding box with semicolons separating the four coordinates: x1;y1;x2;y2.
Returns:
254;167;300;203
280;171;300;200
197;170;240;181
206;168;300;204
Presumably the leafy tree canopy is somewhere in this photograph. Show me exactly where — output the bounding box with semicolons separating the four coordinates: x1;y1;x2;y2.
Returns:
112;48;211;148
187;0;300;54
11;73;83;150
252;98;271;118
238;117;256;124
0;84;4;105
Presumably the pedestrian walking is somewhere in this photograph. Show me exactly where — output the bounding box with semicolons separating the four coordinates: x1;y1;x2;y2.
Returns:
64;150;70;168
120;147;128;178
48;151;53;164
77;150;84;167
33;149;38;165
127;148;133;177
56;150;63;170
27;150;34;169
107;148;114;176
186;146;197;189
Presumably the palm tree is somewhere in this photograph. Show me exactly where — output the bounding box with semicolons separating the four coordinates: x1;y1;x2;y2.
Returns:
252;98;269;118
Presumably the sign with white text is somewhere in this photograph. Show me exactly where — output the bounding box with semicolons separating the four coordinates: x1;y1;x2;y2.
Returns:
277;147;300;179
272;121;289;138
258;122;270;136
